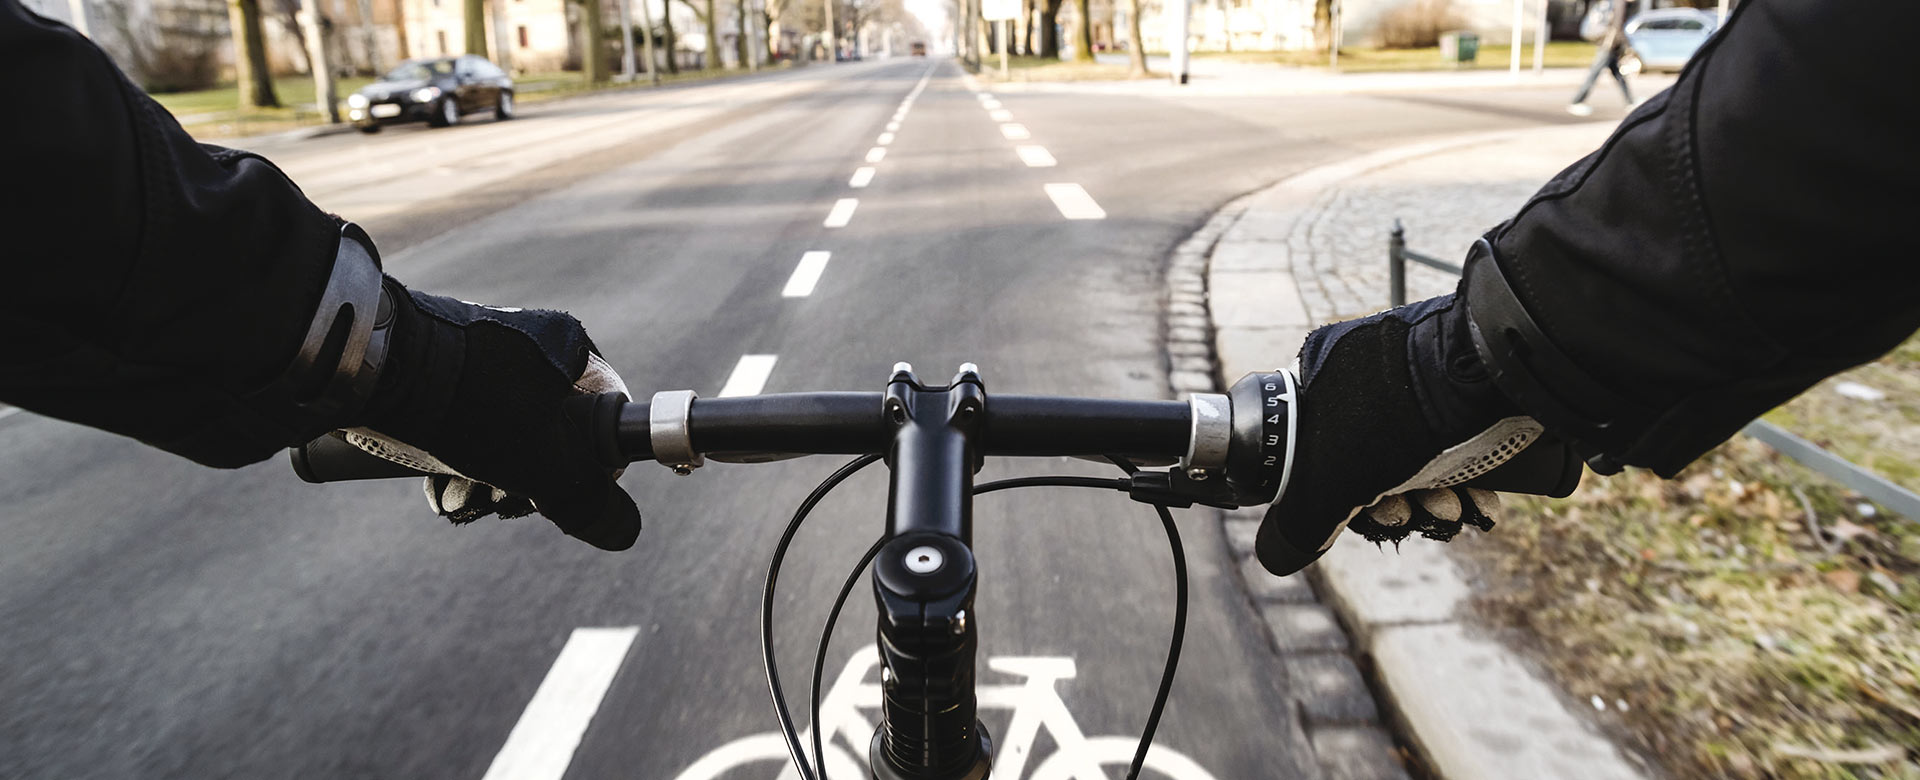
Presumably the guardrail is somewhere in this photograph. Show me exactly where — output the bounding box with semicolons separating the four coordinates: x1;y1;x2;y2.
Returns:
1388;221;1920;521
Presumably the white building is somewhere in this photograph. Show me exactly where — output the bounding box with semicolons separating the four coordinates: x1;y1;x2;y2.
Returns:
1126;0;1548;53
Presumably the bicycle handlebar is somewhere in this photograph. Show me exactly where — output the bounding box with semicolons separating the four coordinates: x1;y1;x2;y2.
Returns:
291;367;1584;507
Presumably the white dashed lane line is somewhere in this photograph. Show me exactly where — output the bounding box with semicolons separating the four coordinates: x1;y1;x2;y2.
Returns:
1015;145;1057;168
989;109;1012;122
783;251;831;298
849;167;876;188
983;99;1002;110
865;147;887;163
481;627;639;780
877;132;895;145
824;198;859;227
719;355;779;397
1044;183;1107;220
1000;124;1030;140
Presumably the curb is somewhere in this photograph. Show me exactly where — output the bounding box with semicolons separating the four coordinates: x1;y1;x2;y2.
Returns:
1164;198;1415;780
1163;124;1654;780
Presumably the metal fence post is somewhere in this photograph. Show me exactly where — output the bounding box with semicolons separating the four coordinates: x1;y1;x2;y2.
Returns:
1389;219;1407;308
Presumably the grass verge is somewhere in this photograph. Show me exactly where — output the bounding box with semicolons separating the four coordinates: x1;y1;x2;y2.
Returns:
153;65;780;141
1192;41;1599;72
1457;337;1920;779
975;54;1148;82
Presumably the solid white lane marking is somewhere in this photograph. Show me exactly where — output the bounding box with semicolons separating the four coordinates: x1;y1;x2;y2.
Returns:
849;166;876;188
989;109;1013;122
480;627;639;780
877;132;895;145
865;147;887;163
1044;183;1107;220
983;99;1002;109
1015;145;1057;167
783;251;831;298
886;121;900;131
824;198;859;227
1000;124;1030;140
719;355;779;397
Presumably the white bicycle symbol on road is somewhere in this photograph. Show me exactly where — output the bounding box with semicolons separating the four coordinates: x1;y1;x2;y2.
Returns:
673;645;1219;780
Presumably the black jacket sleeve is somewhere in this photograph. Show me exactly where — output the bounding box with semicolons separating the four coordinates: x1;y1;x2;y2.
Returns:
0;0;346;467
1467;0;1920;476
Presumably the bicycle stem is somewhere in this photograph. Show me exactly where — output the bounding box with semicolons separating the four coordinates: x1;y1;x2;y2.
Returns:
868;363;994;780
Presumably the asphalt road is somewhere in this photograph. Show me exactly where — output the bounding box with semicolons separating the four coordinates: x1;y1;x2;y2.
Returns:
0;59;1623;779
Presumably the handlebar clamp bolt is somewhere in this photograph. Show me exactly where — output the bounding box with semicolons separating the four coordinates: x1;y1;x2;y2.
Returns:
1186;468;1210;481
952;609;967;635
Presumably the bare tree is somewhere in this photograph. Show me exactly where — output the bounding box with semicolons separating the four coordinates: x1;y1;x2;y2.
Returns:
735;0;749;66
1123;0;1143;75
464;0;487;53
1069;0;1091;61
578;0;610;80
1035;0;1059;57
228;0;279;106
1313;0;1332;52
682;0;719;69
660;0;680;72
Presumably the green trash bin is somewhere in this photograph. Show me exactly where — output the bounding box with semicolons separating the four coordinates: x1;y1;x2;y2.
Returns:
1440;31;1480;64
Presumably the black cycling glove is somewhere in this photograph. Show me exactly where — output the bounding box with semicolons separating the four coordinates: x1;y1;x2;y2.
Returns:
349;279;642;551
1256;293;1539;575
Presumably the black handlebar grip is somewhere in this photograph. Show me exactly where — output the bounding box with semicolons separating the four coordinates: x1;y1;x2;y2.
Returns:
289;432;433;483
1457;435;1583;498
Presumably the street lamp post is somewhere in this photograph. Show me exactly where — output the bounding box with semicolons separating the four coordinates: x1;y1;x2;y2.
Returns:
640;0;661;84
1169;0;1189;83
620;0;639;80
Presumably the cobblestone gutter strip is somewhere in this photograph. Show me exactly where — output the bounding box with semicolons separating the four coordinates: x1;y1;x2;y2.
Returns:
1170;124;1657;780
1165;198;1414;780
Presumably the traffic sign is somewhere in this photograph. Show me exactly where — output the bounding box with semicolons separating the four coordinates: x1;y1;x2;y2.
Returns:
984;0;1019;21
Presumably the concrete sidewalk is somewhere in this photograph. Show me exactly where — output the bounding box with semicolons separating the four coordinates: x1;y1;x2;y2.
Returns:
1168;121;1659;780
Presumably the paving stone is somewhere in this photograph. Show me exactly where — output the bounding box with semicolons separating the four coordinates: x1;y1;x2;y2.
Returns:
1372;624;1646;780
1260;603;1349;653
1214;326;1311;378
1310;535;1469;632
1239;554;1315;602
1171;355;1212;374
1169;370;1215;393
1165;340;1210;357
1310;725;1413;780
1168;326;1209;344
1211;270;1311;329
1223;518;1259;556
1210;239;1292;272
1167;314;1210;332
1287;653;1380;724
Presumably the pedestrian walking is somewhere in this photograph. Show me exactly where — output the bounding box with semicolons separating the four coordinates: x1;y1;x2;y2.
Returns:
1569;0;1637;116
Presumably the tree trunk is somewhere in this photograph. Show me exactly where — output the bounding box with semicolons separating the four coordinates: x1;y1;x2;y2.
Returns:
390;0;409;57
1069;0;1092;61
734;0;749;67
464;0;487;54
1124;0;1144;76
704;0;719;69
1313;0;1332;52
228;0;279;108
662;2;679;72
1037;0;1059;58
581;0;609;81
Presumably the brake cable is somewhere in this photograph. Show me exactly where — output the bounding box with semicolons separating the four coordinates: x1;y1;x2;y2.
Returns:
763;454;883;780
766;456;1192;780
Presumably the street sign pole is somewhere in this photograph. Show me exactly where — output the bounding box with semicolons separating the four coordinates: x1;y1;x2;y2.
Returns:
1533;0;1547;72
1510;0;1522;77
1001;18;1009;77
984;0;1016;75
1170;0;1189;83
619;0;638;81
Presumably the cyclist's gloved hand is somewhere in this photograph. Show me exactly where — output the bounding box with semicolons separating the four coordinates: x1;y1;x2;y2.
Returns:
1257;293;1541;576
346;279;641;551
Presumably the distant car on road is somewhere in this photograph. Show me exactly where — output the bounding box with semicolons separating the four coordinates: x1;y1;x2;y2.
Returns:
1623;8;1718;73
911;41;927;57
347;55;514;133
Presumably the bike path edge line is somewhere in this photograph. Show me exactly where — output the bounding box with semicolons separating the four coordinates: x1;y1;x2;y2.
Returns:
1186;124;1653;780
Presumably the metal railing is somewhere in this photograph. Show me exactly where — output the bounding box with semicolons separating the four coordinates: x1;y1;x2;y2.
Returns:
1388;221;1920;522
1387;219;1463;308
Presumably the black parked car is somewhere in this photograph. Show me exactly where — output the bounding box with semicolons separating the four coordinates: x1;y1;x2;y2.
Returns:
347;55;514;133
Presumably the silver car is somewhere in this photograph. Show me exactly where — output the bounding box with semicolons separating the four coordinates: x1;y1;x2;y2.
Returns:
1624;8;1719;74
